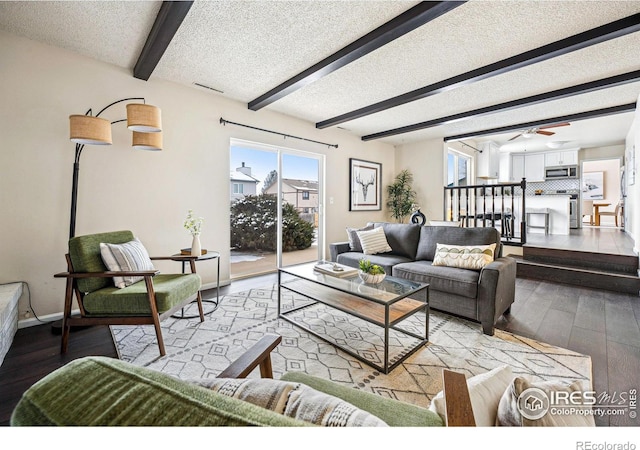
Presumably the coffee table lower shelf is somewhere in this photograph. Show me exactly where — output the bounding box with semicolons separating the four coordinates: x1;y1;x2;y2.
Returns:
278;278;429;374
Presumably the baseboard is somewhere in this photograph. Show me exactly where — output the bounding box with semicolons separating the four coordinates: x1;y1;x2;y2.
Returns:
18;309;80;329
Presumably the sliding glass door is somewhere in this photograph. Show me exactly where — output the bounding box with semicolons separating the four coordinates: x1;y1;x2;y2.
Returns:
229;139;323;279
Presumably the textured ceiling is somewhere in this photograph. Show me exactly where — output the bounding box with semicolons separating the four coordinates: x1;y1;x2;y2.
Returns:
1;0;639;150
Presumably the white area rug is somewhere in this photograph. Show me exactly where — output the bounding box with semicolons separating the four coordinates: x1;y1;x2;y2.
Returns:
111;285;592;409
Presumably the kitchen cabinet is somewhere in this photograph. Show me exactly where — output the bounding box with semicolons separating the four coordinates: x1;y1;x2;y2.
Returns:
477;141;500;179
545;150;578;167
510;153;545;182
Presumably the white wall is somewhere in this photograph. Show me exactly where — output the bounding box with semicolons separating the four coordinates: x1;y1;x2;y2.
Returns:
394;139;447;222
625;94;640;254
0;31;395;321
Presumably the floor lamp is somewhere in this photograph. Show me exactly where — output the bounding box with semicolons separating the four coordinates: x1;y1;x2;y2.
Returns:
68;98;163;238
53;98;162;335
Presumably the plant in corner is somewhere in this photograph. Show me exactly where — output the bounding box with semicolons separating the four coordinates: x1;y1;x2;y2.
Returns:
386;169;417;223
358;259;386;284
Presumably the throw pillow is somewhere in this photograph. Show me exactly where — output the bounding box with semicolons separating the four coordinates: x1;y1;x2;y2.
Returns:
99;238;155;289
432;243;496;270
191;378;388;427
356;226;392;255
496;377;595;427
346;224;374;252
429;365;513;427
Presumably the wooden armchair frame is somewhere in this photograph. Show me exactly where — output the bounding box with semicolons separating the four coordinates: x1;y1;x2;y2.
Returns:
54;253;205;357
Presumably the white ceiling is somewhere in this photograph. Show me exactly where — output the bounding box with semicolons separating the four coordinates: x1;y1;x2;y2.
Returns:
1;0;639;150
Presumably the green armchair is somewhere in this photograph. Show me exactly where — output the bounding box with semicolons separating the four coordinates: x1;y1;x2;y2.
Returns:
11;334;474;427
54;230;204;356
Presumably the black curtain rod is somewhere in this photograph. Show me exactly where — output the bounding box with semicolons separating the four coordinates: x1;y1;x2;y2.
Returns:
219;118;338;149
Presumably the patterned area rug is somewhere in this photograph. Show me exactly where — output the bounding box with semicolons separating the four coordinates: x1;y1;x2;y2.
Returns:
111;285;592;409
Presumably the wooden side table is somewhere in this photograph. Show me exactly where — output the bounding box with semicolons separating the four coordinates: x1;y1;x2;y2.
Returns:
171;250;221;319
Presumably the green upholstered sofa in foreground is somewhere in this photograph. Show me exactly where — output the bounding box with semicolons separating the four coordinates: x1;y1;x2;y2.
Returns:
11;335;474;427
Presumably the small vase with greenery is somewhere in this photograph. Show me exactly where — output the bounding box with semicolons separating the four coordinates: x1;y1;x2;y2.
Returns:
386;169;417;223
358;259;386;284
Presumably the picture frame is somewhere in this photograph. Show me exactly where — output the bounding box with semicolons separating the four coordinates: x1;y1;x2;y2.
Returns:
582;171;604;200
349;158;382;211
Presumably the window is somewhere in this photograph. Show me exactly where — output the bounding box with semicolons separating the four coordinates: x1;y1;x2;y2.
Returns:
447;149;471;187
233;183;244;194
302;191;309;200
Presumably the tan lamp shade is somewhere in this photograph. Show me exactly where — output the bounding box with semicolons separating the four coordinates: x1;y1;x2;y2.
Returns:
132;131;163;150
126;104;162;133
69;115;112;145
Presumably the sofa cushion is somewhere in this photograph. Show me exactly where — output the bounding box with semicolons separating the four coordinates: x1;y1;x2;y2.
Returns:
346;224;374;252
393;261;480;298
432;243;497;270
281;371;444;427
337;252;412;276
191;378;387;427
370;222;421;259
100;238;156;288
357;226;392;255
416;226;501;262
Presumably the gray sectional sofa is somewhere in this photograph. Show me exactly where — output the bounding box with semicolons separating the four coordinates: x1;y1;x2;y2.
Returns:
330;222;516;335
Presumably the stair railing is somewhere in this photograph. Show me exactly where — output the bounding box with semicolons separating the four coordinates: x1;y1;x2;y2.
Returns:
443;178;527;245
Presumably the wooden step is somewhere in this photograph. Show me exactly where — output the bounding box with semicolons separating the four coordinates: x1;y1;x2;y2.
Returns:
510;255;640;295
522;246;638;276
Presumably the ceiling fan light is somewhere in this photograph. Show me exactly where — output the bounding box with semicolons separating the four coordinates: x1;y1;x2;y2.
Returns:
69;115;112;145
547;141;564;149
126;103;162;133
132;131;163;150
522;132;534;138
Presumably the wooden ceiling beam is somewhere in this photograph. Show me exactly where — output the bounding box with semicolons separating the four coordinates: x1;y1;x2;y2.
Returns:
442;103;637;142
247;1;466;111
317;13;640;129
361;70;640;141
133;1;194;81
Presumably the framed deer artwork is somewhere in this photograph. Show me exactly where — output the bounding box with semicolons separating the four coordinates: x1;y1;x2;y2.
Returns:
349;158;382;211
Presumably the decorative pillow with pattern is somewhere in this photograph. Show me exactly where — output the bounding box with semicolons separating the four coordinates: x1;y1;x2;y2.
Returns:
356;226;392;255
432;243;496;270
496;376;595;427
429;365;513;427
346;224;374;252
191;378;388;427
99;238;155;289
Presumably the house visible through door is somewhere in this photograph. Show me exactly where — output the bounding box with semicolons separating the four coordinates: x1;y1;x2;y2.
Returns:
229;139;322;279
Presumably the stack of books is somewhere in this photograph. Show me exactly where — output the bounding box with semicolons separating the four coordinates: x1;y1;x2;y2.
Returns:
313;261;358;278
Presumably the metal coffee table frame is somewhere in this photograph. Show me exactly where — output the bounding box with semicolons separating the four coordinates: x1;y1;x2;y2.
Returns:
278;262;429;374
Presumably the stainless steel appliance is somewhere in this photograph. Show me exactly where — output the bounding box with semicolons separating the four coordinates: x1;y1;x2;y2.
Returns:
569;196;578;229
545;165;578;180
546;189;579;228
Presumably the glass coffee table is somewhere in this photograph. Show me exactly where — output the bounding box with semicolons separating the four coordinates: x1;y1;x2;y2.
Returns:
278;261;429;374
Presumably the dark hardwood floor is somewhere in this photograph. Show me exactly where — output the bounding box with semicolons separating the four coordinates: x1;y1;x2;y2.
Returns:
2;266;639;426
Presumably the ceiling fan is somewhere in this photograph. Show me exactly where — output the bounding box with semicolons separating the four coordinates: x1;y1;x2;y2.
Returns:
508;122;570;141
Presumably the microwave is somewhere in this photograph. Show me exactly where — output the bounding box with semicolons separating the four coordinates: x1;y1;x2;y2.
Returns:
545;165;578;180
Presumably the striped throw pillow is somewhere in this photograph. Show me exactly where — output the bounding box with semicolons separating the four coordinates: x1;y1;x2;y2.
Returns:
356;226;392;255
192;378;388;427
432;243;496;270
99;238;155;288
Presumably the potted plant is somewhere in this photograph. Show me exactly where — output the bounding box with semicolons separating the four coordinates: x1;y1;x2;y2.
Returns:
358;259;386;284
386;169;417;223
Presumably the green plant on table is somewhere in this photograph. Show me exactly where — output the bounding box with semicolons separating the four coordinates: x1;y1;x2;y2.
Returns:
358;259;385;275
